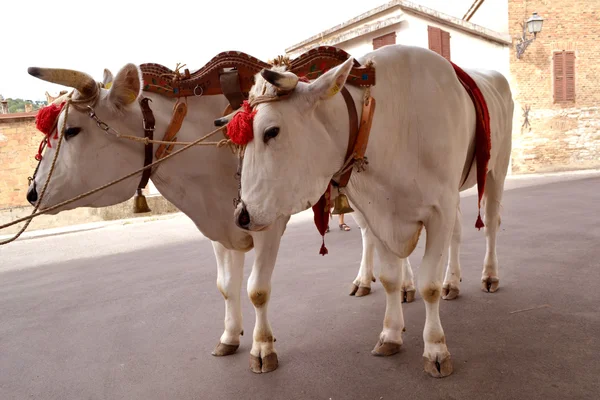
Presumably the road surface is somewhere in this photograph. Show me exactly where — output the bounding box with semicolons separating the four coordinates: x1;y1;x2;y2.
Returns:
1;174;599;400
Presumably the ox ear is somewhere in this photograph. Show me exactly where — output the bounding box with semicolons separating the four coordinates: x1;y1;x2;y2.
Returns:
103;68;114;89
307;57;354;101
260;69;299;91
108;63;142;109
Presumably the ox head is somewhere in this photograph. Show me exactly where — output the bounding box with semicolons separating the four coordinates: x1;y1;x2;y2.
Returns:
231;57;355;231
26;63;146;213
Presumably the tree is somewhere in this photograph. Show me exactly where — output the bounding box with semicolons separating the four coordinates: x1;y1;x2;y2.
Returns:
5;98;47;113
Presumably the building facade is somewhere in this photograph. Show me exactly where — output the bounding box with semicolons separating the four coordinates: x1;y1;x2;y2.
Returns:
508;0;600;173
285;0;600;175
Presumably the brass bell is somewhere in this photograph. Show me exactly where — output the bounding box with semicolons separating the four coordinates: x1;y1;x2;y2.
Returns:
331;193;354;215
133;188;152;214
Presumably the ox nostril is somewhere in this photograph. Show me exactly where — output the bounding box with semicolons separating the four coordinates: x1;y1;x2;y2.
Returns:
27;185;38;205
238;205;251;229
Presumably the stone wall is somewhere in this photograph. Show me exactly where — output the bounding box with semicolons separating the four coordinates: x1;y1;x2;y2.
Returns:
0;114;178;233
508;0;600;173
0;113;40;208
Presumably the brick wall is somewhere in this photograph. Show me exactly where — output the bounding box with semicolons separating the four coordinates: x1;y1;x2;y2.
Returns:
0;114;41;208
509;0;600;173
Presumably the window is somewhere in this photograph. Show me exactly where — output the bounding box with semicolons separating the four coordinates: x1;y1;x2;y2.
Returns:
553;51;575;103
373;32;396;50
428;26;451;61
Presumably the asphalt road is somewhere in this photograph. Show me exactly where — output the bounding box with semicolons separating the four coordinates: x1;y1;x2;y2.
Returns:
1;175;599;400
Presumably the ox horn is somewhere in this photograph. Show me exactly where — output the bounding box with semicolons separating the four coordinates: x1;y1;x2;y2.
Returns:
260;69;299;91
27;67;98;98
214;107;242;127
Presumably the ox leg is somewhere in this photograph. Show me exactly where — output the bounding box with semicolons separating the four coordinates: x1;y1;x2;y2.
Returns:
420;201;456;378
371;241;405;356
481;172;505;293
248;216;288;374
211;241;245;356
350;210;376;297
443;206;462;300
400;257;416;303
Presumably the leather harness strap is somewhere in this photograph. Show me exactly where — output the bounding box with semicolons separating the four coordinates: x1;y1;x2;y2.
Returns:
155;101;188;160
219;70;245;110
138;97;155;192
333;88;359;188
333;88;376;189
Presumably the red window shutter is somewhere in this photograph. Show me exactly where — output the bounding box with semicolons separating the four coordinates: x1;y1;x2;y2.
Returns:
565;51;575;101
554;51;575;103
428;26;442;55
441;30;451;60
553;52;565;102
373;32;396;50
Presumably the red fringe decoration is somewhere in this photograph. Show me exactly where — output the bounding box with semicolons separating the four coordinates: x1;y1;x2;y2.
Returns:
312;183;331;256
450;62;491;231
227;100;256;146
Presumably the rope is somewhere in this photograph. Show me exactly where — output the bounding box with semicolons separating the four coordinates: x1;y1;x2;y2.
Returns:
111;133;231;147
0;104;229;242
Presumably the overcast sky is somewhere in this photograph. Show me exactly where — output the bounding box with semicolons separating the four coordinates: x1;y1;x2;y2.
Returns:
1;0;469;101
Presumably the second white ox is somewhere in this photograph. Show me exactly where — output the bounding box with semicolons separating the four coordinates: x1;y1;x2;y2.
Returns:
231;44;514;377
25;62;415;374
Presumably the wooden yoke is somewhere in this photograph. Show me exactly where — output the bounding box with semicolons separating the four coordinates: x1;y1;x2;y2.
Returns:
140;46;376;160
139;46;375;101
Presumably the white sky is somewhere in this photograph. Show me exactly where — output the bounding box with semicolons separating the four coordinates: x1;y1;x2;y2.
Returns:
0;0;468;101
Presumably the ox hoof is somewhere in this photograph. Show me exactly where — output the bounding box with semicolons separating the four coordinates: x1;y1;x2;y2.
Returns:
401;289;416;303
211;342;239;356
481;277;499;293
442;284;460;300
423;354;453;378
356;286;371;297
371;339;401;357
249;352;278;374
350;284;359;296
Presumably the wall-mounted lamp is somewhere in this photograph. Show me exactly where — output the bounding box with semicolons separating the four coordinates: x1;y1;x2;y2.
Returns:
516;12;544;59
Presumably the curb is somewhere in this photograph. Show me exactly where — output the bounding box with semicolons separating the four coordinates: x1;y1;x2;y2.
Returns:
0;212;182;242
2;168;600;242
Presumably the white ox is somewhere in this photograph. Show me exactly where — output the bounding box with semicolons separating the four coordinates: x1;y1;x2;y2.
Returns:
230;44;514;377
25;63;414;374
26;65;290;374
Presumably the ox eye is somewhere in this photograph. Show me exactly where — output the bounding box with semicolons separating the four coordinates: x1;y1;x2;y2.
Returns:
264;127;280;143
65;126;81;140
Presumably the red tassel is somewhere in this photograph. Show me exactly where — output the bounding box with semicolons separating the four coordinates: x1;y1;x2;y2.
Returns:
319;238;328;256
475;213;485;230
35;102;64;136
227;101;256;146
312;183;331;255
